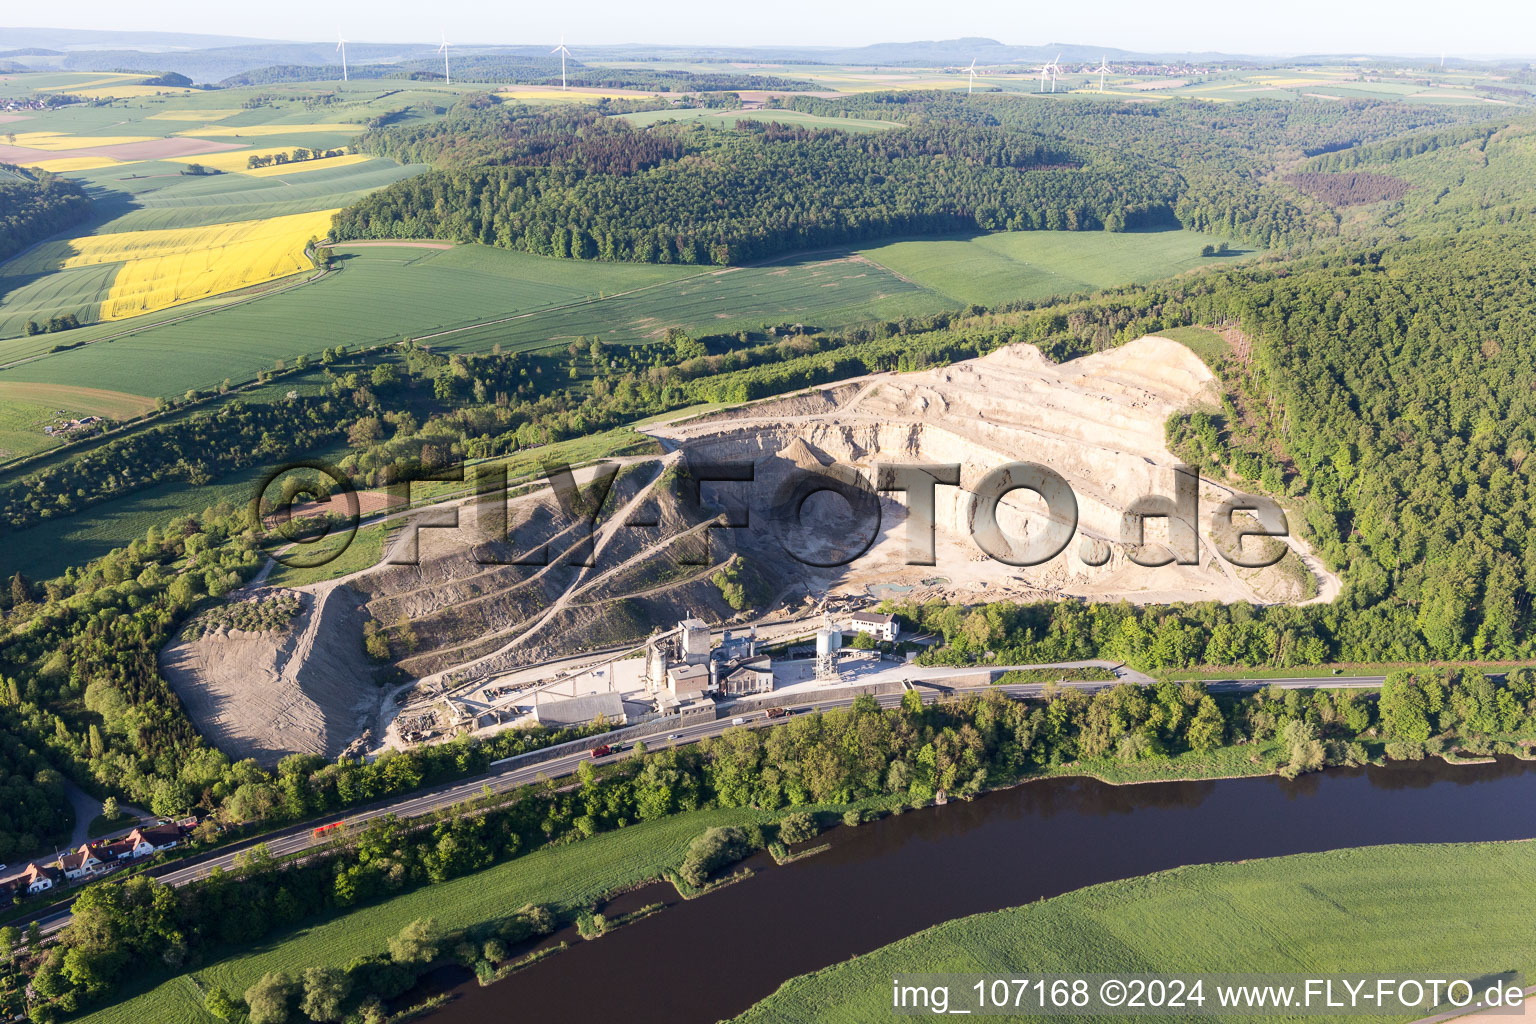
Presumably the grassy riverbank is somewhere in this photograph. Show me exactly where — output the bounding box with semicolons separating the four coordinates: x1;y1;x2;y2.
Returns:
60;736;1301;1024
57;724;1487;1023
72;806;797;1023
732;839;1536;1023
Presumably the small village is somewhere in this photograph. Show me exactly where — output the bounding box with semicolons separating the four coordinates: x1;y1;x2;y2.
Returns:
0;819;196;910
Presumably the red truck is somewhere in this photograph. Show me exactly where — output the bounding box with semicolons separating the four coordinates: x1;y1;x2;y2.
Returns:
589;745;612;758
313;821;345;839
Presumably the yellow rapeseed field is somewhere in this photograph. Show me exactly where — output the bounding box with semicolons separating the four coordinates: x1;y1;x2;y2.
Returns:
7;132;157;151
53;74;144;90
7;210;339;320
63;86;194;99
244;154;371;177
97;209;339;319
177;124;364;138
167;148;362;175
497;87;658;102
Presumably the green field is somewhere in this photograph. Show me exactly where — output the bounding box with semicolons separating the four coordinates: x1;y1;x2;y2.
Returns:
0;380;156;461
0;75;465;339
2;228;1247;401
0;244;940;398
856;229;1248;307
735;840;1536;1023
0;157;424;338
1156;325;1228;367
73;805;782;1024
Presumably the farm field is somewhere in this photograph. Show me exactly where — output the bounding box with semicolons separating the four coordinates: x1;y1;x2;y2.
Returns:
855;228;1247;307
0;156;423;336
72;805;784;1024
0;75;443;337
735;840;1536;1023
0;244;935;398
4;208;337;323
0;228;1247;401
0;381;156;461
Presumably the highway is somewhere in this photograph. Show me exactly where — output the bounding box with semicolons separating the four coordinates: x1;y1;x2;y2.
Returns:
24;669;1405;937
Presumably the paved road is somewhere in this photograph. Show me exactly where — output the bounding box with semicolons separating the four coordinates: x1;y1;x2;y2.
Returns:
22;670;1416;937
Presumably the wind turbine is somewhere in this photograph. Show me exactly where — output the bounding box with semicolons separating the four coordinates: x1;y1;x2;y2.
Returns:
1094;55;1111;93
966;57;978;95
1037;53;1062;93
336;33;349;83
552;35;573;90
438;33;451;85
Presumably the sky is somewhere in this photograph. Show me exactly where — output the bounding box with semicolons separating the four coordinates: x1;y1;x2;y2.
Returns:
9;0;1535;57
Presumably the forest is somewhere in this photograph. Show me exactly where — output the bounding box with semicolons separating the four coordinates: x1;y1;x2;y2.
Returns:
771;91;1503;246
18;667;1536;1020
0;716;70;864
0;166;91;265
332;92;1507;264
333;100;1180;264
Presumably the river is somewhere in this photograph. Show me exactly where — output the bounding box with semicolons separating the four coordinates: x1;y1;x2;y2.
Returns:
419;756;1536;1023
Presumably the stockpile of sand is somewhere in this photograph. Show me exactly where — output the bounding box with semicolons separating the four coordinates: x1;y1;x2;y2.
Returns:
160;581;377;766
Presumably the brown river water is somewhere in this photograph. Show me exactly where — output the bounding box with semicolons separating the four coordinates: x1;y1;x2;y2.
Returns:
413;757;1536;1024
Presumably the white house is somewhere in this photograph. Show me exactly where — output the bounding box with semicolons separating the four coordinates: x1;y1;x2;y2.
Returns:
113;824;183;860
57;843;104;881
21;863;59;894
847;612;898;643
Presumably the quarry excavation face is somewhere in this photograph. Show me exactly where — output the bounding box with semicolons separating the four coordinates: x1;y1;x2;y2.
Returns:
162;336;1339;768
644;336;1339;609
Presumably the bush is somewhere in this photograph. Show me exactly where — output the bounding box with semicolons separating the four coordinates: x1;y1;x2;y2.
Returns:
842;809;863;827
778;811;819;844
387;917;440;964
244;972;297;1024
678;825;752;887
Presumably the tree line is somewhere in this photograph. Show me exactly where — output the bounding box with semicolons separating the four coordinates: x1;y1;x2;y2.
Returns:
19;668;1536;1019
0;166;91;265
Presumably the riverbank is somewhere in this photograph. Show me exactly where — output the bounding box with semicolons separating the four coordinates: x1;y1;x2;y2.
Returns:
69;740;1534;1024
65;741;1296;1023
730;838;1536;1023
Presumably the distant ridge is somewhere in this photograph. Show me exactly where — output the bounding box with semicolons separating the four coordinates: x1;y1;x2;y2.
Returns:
1;28;1526;84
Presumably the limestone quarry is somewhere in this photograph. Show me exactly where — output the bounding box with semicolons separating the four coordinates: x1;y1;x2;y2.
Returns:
161;336;1339;765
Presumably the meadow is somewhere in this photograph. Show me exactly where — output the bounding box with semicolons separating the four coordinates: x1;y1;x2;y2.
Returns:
735;840;1536;1023
856;228;1247;307
0;439;349;582
2;227;1238;402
